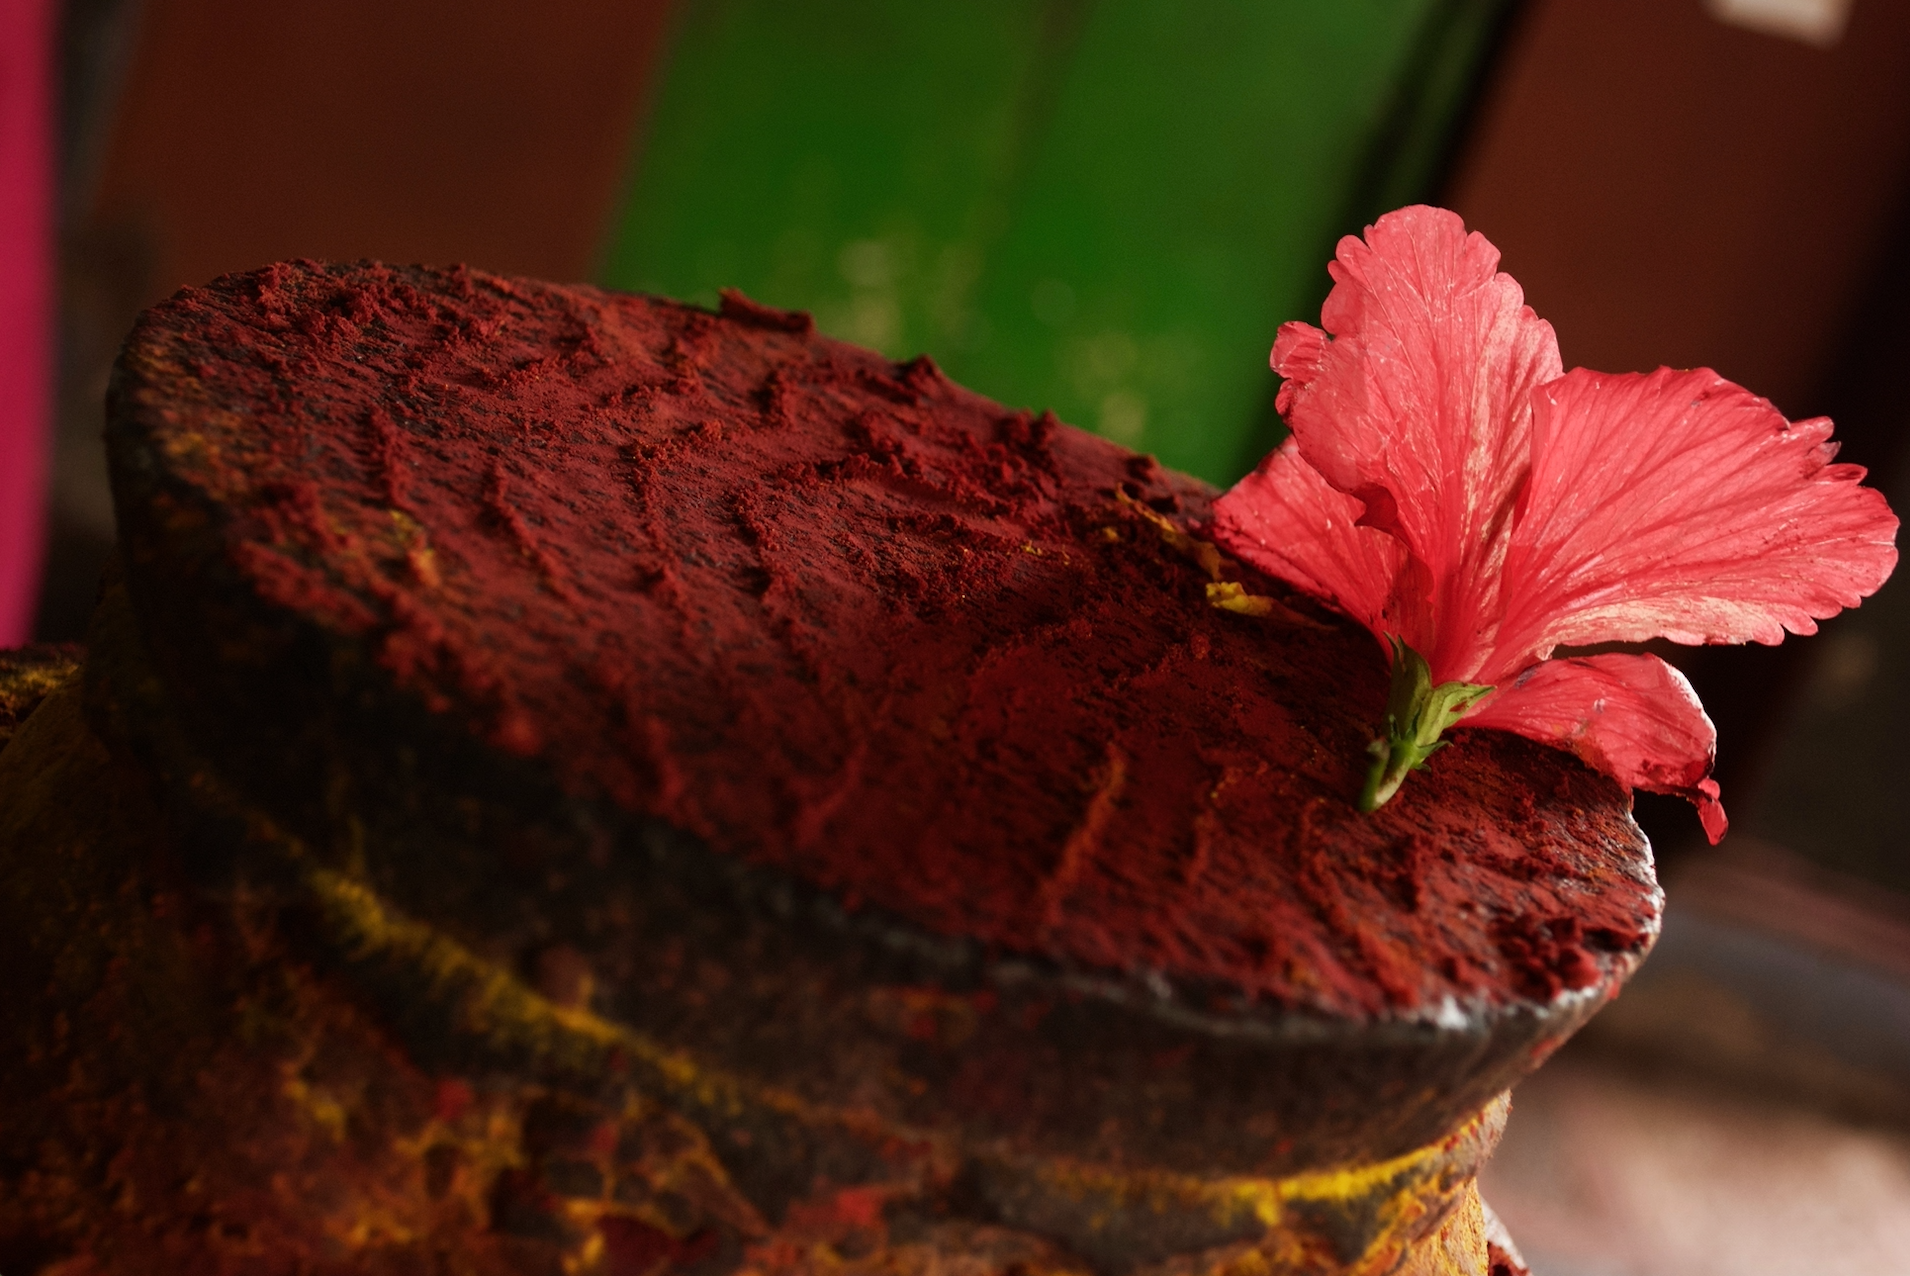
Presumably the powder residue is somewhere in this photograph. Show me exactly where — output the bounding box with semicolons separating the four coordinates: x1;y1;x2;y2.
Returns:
114;264;1659;1019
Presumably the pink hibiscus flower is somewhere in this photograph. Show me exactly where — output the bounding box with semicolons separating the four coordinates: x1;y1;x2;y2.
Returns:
1209;206;1898;842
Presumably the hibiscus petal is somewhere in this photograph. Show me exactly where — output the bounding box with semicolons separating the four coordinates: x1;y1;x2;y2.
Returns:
1209;440;1402;638
1490;367;1900;676
1272;206;1563;682
1464;652;1727;843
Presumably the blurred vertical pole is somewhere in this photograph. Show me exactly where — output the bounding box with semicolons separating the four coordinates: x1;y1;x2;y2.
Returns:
0;0;53;644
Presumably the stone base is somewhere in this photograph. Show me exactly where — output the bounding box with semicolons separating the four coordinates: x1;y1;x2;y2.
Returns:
1;654;1521;1275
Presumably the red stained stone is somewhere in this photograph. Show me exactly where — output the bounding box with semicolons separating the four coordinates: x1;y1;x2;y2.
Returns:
108;263;1658;1020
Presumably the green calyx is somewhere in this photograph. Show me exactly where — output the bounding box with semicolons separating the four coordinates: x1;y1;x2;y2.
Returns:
1358;638;1494;813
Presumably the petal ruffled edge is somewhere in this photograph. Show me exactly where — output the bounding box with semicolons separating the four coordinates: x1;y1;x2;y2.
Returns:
1209;439;1402;638
1464;652;1727;843
1490;367;1899;676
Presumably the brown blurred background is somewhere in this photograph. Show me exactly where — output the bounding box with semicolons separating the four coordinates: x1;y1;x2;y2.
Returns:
29;1;1910;1270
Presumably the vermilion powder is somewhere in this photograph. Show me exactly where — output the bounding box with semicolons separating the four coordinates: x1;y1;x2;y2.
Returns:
123;263;1658;1019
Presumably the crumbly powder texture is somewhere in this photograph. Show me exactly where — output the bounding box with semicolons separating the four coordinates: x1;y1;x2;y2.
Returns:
116;262;1658;1018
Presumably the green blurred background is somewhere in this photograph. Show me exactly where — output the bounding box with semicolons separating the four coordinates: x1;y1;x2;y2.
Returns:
603;0;1510;485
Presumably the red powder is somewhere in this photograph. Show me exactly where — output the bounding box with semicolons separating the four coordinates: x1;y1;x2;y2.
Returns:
112;263;1658;1019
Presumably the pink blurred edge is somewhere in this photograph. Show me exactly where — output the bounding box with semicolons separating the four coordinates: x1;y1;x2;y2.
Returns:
0;0;55;645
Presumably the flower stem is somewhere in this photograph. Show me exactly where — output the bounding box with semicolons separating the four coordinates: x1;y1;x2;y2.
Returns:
1358;639;1493;812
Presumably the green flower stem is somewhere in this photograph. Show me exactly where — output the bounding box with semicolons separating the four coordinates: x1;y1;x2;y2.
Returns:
1358;638;1494;812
